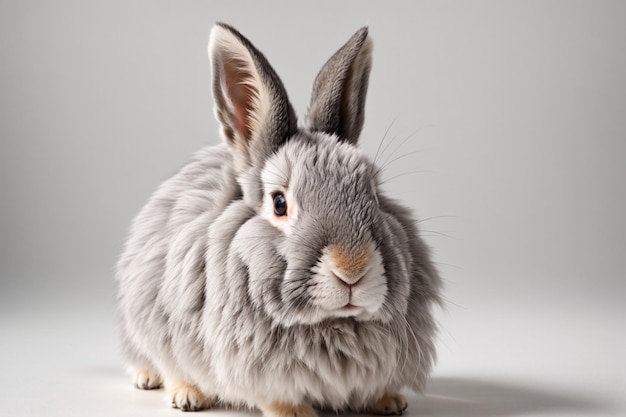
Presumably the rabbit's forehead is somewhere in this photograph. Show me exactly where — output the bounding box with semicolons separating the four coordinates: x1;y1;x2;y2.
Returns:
262;137;376;197
261;148;292;190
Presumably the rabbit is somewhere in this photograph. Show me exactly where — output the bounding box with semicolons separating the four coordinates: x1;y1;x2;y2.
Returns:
115;22;442;417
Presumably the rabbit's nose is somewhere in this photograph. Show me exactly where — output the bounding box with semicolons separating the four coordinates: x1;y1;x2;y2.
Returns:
332;268;365;288
327;243;371;280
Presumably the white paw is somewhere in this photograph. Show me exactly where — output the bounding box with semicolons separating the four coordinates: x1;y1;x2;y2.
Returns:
133;369;162;390
168;384;212;412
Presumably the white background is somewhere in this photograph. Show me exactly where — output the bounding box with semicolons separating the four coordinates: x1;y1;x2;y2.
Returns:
1;1;624;416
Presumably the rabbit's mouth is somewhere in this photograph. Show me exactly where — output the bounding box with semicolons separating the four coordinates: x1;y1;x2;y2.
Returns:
332;303;379;322
304;242;387;322
329;303;366;320
339;303;365;316
339;302;362;314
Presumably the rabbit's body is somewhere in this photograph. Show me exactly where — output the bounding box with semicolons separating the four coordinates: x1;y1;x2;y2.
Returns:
116;24;441;416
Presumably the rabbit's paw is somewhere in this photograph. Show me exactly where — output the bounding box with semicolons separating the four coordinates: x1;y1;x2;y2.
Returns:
168;384;212;412
262;402;317;417
364;392;408;416
133;369;162;390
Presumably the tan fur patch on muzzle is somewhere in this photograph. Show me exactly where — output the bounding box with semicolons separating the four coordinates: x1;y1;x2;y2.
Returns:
328;244;370;278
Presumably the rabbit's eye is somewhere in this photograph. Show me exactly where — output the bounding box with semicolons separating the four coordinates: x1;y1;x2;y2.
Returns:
273;192;287;216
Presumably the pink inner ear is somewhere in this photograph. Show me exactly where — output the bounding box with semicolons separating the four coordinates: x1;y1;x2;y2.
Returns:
223;57;259;143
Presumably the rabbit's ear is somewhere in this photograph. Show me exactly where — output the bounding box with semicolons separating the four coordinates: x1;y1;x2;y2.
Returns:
210;23;297;170
306;27;372;145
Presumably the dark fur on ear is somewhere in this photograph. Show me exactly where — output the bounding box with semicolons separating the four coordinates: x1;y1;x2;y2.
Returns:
210;22;298;171
306;27;373;145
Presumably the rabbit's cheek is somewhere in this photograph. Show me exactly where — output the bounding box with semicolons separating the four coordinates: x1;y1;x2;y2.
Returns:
350;273;387;314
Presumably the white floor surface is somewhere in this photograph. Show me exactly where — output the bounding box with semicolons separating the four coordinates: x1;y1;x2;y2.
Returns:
0;288;623;417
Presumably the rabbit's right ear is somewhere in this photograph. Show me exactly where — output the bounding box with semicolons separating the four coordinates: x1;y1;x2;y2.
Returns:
210;23;297;171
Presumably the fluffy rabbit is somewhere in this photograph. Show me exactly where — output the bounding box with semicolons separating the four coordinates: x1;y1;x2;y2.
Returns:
116;23;442;416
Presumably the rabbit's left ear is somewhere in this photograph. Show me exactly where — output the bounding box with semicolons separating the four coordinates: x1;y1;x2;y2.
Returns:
210;23;297;171
306;27;372;145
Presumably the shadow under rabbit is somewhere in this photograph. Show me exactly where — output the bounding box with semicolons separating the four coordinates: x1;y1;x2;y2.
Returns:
403;377;616;417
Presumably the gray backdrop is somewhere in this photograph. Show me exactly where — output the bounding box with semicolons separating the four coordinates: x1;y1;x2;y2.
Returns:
1;0;623;310
0;1;624;416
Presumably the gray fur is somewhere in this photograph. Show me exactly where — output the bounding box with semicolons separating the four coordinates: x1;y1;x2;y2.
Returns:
210;22;298;171
306;27;372;144
116;24;441;413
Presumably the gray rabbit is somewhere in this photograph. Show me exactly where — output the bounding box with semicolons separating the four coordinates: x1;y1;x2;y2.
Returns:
116;23;442;416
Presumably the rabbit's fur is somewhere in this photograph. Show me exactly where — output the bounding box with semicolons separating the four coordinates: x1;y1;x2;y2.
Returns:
116;23;442;416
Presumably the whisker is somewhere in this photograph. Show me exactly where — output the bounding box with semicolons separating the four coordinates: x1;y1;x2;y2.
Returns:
379;170;433;185
377;125;432;170
373;118;397;164
432;261;465;271
377;149;426;174
414;215;461;224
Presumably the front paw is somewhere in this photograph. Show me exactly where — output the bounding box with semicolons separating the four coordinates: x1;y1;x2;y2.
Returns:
364;392;408;416
262;402;317;417
168;384;212;412
133;369;162;390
